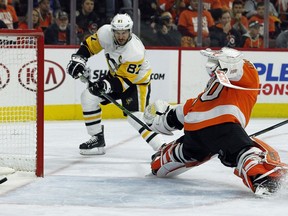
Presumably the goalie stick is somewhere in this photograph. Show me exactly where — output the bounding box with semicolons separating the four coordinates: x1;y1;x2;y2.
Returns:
0;177;7;184
249;119;288;137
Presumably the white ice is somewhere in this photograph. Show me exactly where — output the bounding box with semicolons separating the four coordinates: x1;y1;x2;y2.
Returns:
0;118;287;216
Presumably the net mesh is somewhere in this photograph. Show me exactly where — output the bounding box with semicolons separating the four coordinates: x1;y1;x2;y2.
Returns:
0;35;38;173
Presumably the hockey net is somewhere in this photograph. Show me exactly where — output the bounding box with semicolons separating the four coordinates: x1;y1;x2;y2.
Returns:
0;30;44;177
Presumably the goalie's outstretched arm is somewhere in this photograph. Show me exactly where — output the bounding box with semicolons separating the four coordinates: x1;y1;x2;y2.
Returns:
144;100;184;135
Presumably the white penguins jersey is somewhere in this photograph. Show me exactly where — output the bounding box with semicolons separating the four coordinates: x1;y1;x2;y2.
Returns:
84;24;152;89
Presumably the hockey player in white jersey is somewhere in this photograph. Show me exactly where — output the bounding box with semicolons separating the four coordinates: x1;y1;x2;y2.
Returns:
66;13;164;155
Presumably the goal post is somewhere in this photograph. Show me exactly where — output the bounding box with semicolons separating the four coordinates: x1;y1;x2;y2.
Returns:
0;29;44;177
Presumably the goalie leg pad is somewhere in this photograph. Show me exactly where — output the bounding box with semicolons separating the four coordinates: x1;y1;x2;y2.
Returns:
234;138;288;195
151;139;211;177
155;161;190;178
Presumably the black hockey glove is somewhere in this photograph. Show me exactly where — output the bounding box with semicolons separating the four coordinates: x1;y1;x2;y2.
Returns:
66;54;88;79
88;79;112;96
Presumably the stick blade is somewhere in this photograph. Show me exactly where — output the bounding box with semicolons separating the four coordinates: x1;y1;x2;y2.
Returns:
0;177;8;184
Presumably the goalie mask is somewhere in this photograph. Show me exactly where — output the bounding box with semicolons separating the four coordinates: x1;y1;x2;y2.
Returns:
111;13;133;46
200;47;244;78
205;58;219;77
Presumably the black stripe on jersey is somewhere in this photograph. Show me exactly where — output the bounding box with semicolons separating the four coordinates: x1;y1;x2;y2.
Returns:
83;109;101;115
85;120;101;126
122;77;133;87
76;43;91;58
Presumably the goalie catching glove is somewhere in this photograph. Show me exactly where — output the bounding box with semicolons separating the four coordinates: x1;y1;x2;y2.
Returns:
67;54;88;79
143;100;184;135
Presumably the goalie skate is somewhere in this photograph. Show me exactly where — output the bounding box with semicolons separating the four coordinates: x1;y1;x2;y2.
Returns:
79;126;106;155
234;140;288;196
253;175;283;196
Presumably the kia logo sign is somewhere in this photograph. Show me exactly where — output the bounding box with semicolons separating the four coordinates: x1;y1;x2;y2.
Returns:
18;60;38;92
18;60;65;92
0;63;10;90
43;60;65;92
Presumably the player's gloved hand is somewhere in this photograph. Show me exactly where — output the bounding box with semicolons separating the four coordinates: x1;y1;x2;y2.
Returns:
88;79;112;96
66;54;88;79
79;67;91;83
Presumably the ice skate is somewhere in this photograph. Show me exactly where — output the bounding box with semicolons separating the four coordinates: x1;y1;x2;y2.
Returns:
79;126;106;155
253;174;283;196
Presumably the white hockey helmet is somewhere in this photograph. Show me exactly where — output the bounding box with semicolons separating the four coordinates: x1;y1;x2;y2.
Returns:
111;13;133;33
200;47;244;78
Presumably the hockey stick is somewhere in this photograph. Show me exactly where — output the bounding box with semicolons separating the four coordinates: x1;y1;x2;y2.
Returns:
81;75;151;130
100;91;151;130
0;177;7;184
249;119;288;137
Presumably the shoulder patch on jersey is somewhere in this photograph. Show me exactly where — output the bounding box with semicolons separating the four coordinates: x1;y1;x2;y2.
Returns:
97;25;114;48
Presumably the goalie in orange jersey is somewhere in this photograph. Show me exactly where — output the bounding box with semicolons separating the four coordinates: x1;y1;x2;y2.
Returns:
143;47;287;196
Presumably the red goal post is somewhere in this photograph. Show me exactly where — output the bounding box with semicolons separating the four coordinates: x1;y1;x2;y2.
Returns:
0;30;44;177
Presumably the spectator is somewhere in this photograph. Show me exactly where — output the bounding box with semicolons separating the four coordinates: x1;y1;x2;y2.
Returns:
178;0;214;47
231;0;249;35
76;0;101;42
203;0;222;10
18;8;42;30
82;22;98;41
0;19;7;28
275;0;288;29
275;30;288;48
106;0;133;22
157;0;189;23
139;0;158;22
0;0;18;29
244;0;278;19
203;0;222;22
44;11;70;45
33;0;61;16
139;0;160;45
241;20;264;48
36;0;53;31
248;2;278;39
157;0;177;13
13;0;28;17
150;11;181;46
210;9;242;48
221;0;234;10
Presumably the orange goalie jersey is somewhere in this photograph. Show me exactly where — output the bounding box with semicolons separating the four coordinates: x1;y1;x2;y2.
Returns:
183;59;259;131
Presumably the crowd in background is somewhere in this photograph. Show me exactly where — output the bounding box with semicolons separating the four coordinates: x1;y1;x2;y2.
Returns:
0;0;288;48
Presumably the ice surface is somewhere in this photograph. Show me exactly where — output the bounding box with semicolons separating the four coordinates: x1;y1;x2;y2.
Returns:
0;119;287;216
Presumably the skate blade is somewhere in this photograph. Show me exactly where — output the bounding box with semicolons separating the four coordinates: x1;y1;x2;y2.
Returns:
80;147;106;155
255;186;273;197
